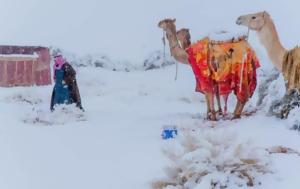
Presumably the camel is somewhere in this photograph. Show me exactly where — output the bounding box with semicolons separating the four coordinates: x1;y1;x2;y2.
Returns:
236;11;300;92
236;11;300;118
158;19;223;120
158;19;259;120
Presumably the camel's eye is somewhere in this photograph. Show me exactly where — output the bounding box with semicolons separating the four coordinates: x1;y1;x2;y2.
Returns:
252;16;256;20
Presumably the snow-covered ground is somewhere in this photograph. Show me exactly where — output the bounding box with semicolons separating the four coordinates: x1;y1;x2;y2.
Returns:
0;64;194;189
0;58;300;188
1;1;300;188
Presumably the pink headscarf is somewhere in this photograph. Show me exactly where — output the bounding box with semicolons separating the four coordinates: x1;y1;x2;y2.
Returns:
53;55;66;80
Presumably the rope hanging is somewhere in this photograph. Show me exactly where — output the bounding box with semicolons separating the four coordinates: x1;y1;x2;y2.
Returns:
239;27;250;93
162;30;179;81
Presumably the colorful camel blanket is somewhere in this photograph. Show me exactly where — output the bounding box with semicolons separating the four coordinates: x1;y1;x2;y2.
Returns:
186;38;260;103
282;47;300;92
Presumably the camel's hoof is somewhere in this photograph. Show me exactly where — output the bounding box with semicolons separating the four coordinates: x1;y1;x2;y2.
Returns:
207;112;217;121
207;117;217;121
231;114;241;120
217;109;223;116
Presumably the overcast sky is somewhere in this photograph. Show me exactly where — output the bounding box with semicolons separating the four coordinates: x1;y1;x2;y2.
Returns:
0;0;299;63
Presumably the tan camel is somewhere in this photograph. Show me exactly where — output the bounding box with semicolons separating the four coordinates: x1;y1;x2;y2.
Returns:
236;11;300;91
158;19;189;64
158;19;250;120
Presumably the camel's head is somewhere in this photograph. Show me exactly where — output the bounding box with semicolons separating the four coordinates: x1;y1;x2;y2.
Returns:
176;28;191;49
176;29;190;41
158;18;176;31
236;11;269;31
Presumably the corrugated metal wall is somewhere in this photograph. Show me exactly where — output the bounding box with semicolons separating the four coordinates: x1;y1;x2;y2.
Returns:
0;46;51;87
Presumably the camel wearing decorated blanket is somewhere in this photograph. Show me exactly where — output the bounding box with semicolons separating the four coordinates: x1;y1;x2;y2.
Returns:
158;19;260;120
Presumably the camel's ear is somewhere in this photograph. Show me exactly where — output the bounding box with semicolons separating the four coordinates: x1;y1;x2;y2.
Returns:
263;11;270;17
172;18;176;23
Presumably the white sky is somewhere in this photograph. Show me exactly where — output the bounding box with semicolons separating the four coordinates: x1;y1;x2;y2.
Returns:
0;0;299;62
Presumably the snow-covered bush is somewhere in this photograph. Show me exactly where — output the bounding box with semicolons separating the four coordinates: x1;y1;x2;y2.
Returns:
51;47;135;71
153;129;272;189
287;106;300;131
269;89;300;119
256;68;286;110
255;67;300;130
256;69;281;107
143;50;175;71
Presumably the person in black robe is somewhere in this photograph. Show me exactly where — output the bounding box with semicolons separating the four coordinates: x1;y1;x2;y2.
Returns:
50;55;84;111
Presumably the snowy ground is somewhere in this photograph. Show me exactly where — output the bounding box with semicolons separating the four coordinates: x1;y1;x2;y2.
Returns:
0;0;300;188
0;60;300;188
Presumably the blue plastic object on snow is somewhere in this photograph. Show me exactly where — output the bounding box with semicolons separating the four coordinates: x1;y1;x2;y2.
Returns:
162;126;178;139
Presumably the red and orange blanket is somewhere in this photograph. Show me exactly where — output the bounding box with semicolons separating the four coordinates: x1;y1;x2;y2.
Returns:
186;38;260;103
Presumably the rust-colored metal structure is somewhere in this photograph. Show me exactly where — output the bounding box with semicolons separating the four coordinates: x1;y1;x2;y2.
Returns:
0;46;51;87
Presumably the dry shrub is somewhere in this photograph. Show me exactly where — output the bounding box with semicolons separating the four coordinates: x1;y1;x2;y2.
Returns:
153;129;272;189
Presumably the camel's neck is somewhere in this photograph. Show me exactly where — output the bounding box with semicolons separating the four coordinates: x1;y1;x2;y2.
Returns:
257;18;287;71
165;27;180;50
164;26;189;64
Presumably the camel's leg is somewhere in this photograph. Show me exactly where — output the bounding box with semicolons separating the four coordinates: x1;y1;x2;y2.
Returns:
215;85;222;115
232;100;246;119
223;95;229;116
206;92;217;121
205;93;210;117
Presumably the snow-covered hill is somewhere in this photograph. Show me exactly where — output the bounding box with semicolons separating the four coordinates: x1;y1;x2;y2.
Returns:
50;47;176;71
1;0;300;63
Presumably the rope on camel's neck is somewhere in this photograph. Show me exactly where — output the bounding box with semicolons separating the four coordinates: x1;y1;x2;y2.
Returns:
162;30;179;81
246;27;250;41
174;40;183;81
238;27;251;93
